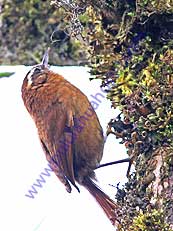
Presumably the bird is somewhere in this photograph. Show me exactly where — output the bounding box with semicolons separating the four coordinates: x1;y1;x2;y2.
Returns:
21;48;118;226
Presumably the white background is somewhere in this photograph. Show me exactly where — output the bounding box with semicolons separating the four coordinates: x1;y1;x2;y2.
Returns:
0;66;128;231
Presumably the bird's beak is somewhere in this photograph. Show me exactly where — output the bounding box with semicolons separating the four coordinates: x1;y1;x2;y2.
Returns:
41;47;50;69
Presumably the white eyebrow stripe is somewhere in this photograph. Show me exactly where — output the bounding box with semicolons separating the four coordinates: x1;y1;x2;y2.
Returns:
27;65;42;85
27;68;36;86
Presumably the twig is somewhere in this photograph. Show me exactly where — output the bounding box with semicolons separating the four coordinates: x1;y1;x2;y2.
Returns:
96;158;130;169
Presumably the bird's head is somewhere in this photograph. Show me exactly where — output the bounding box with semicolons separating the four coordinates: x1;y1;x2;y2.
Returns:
26;48;50;87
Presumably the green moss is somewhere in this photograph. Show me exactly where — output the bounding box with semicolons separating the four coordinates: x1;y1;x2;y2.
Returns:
0;72;14;78
130;209;172;231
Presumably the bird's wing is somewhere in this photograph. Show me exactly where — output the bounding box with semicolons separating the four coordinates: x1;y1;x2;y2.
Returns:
40;102;79;192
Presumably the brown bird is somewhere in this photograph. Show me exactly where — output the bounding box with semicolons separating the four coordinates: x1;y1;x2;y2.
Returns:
21;49;118;226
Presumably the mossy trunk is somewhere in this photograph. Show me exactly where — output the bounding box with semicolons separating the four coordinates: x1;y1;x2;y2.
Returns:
50;0;173;230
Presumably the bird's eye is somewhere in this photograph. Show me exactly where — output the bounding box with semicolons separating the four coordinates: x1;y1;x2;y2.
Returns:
33;67;42;75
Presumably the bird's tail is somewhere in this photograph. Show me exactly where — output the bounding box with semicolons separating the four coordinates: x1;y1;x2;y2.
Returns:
82;177;119;226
